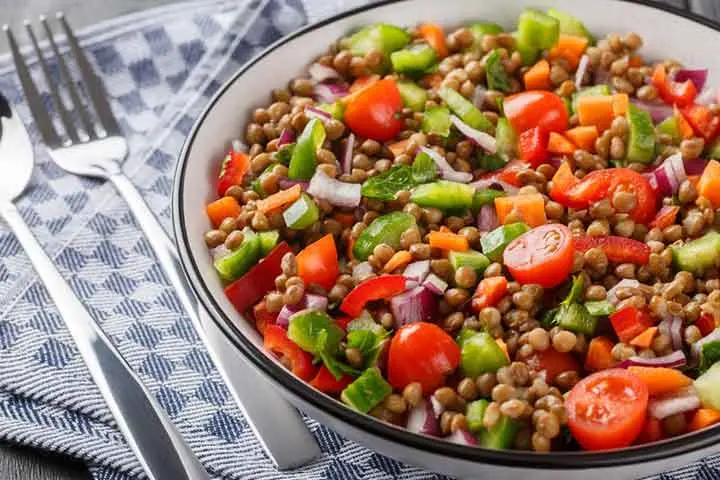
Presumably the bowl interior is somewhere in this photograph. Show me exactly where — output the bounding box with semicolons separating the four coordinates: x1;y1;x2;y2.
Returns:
174;0;720;467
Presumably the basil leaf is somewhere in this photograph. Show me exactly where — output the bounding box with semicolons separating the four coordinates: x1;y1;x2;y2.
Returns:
361;165;416;200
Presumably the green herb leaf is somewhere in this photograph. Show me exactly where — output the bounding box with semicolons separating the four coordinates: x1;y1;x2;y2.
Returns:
699;341;720;375
274;143;295;165
361;165;416;200
563;275;585;305
486;49;512;93
411;151;438;183
320;351;363;380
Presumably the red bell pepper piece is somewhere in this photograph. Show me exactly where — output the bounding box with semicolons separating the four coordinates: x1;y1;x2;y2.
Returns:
252;300;278;335
695;313;716;337
549;162;579;205
217;150;250;197
264;325;317;381
518;126;549;168
296;234;340;291
651;65;698;107
680;104;720;142
340;274;407;317
310;366;353;393
610;307;654;343
573;235;651;265
335;316;353;331
649;205;680;231
224;242;292;314
480;159;526;187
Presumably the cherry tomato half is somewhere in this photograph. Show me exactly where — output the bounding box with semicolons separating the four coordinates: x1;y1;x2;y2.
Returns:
503;224;574;288
388;322;461;395
504;90;569;134
344;78;404;142
566;369;649;451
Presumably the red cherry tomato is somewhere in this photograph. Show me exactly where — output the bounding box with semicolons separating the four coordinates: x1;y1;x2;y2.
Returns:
504;90;569;134
296;234;339;291
344;78;404;142
572;235;651;265
503;224;574;288
566;369;649;451
526;347;580;384
388;322;461;395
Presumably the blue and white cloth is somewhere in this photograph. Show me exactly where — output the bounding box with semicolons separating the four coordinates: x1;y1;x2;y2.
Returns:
0;1;719;478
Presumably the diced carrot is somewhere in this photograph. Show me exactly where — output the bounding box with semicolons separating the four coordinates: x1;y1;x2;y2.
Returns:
628;54;644;68
577;95;614;131
496;338;510;361
422;72;444;90
675;105;695;139
383;250;413;273
389;139;410;158
549;162;579;205
564;126;598;152
698;159;720;208
689;408;720;431
630;326;658;348
585;336;615;371
649;205;680;230
612;93;629;116
627;366;693;396
418;23;448;58
548;33;589;69
547;132;577;155
695;313;716;337
256;184;302;214
524;59;551;90
494;193;547;227
471;276;508;311
428;231;469;251
206;196;241;228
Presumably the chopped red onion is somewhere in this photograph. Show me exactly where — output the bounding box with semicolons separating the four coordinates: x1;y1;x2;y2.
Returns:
675;69;708;91
277;128;295;148
658;317;671;337
232;139;247;153
308;63;341;83
276;294;329;327
649;153;686;198
668;153;688;187
423;273;448;295
477;204;499;232
670;316;684;351
692;328;720;360
575;54;590;90
313;83;349;104
403;260;430;283
617;350;687;369
630;98;673;123
548;156;564;169
390;285;437;327
304;105;332;123
420;146;473;183
406;399;439;436
472;85;487;109
341;133;355;174
352;261;373;279
278;178;309;191
684;158;708;176
446;429;478;446
307;170;361;208
449;115;497;153
649;388;700;419
430;395;445;419
469;178;519;195
606;279;640;305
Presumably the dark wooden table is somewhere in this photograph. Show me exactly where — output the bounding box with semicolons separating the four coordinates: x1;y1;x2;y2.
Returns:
0;0;718;478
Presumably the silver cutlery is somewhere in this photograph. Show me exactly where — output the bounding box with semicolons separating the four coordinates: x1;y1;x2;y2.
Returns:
0;93;210;479
5;14;320;469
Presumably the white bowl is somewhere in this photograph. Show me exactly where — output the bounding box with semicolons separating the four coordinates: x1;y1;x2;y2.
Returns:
173;1;720;478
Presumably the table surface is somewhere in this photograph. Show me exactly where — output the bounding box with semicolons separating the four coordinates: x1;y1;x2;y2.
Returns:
1;0;719;478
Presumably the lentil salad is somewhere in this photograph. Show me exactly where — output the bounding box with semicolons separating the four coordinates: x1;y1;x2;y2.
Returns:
202;7;720;453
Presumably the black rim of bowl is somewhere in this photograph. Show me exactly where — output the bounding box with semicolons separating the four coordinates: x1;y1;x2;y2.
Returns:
174;0;720;469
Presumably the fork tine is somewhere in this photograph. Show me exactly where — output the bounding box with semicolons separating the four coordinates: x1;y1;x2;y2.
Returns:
58;13;120;137
3;24;62;147
25;20;80;144
41;15;96;140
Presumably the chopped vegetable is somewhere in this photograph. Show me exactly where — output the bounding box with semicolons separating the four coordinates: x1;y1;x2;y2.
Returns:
504;90;568;134
554;276;597;335
288;118;326;180
547;8;594;42
311;366;353;394
585;336;615;371
411;180;475;210
224;242;291;313
689;408;720;431
517;9;559;50
485;49;511;92
418;23;448;58
503;224;574;288
625;104;656;164
494;117;517;158
353;211;416;261
526;347;579;383
438;86;493;132
341;274;407;317
217;150;250;197
547;131;577;155
397;81;429;112
480;223;529;262
699;340;720;374
523;59;551;90
344;78;404;142
459;331;509;377
651;64;698;107
495;193;547;227
448;250;490;275
695;362;720;410
585;300;615;316
548;33;588;69
466;399;489;433
341;368;392;413
422;106;452;137
697;159;720;208
628;366;693;396
479;415;521;449
264;325;317;381
610;306;654;343
629;326;658;348
564;125;598;152
288;309;344;356
361;165;416;201
573;235;651;265
384;250;413;273
649;205;680;230
411;150;438;184
391;44;438;76
471;276;508;311
428;231;469;251
283;193;319;230
206;196;241;228
472;188;506;210
576;94;615;131
469;22;503;47
257;184;302;214
518;126;549;167
297;234;339;290
214;228;261;281
344;23;410;57
671;230;720;274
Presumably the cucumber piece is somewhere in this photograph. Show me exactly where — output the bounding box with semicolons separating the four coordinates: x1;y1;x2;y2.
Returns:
625;104;656;164
466;399;490;433
391;44;437;76
472;188;506;210
479;415;521;449
495;118;517;158
517;9;559;50
449;250;490;275
318;101;345;120
547;8;595;43
512;31;539;66
438;86;493;133
695;361;720;411
671;230;720;274
397;81;428;112
410;180;476;211
480;223;529;262
258;230;279;256
422;106;451;137
344;24;410;57
469;22;503;47
283;193;319;230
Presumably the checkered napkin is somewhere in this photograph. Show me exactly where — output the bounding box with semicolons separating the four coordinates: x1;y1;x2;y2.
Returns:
0;0;719;479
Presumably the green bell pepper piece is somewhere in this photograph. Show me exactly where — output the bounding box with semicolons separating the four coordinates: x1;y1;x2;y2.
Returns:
571;85;611;113
213;228;261;281
422;106;451;137
410;180;475;211
480;223;529;262
585;300;616;316
361;165;416;201
517;9;560;50
391;44;437;75
438;86;493;133
626;104;656;164
472;189;506;210
252;164;277;198
344;24;411;57
708;137;720;160
469;22;503;47
485;49;511;93
495;118;517;158
287;309;344;355
353;211;416;261
554;276;598;335
397;81;428;112
347;310;386;335
657;116;682;145
411;150;438;184
466;399;490;433
258;230;279;256
318;102;345;120
274;143;295;165
699;339;720;374
478;153;508;172
460;331;509;377
341;368;392;413
449;250;490;275
672;230;720;275
456;328;476;348
283;193;319;230
480;415;521;449
288;118;326;180
547;8;595;43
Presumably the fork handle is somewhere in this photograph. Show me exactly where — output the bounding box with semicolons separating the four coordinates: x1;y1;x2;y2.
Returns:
0;201;210;480
107;172;320;469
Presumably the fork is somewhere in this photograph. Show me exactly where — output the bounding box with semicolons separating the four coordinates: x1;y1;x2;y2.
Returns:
5;14;320;469
0;91;210;479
